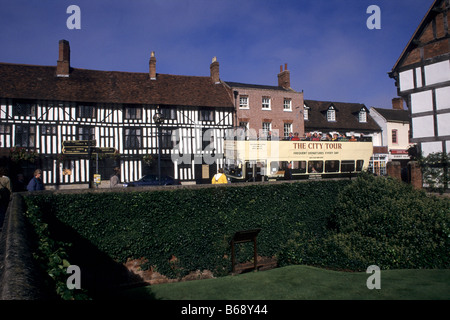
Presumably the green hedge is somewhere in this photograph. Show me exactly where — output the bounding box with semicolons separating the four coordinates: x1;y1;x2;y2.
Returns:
278;173;450;271
24;180;349;281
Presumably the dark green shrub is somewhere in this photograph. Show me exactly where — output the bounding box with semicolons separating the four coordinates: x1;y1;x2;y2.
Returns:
317;173;450;270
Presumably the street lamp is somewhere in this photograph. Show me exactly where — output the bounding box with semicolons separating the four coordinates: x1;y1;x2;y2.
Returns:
153;107;165;185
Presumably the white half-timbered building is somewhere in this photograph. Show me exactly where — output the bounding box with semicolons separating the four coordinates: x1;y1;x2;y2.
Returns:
0;40;234;189
389;0;450;157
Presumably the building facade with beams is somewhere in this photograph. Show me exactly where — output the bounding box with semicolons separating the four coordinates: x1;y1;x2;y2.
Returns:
0;40;234;188
389;0;450;157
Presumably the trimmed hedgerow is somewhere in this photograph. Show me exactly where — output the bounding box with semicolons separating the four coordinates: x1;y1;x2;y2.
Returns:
24;180;349;280
278;173;450;271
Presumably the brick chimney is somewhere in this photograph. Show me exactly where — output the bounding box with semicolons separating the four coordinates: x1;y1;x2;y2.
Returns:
149;51;157;80
278;63;290;89
210;57;220;84
392;97;404;110
56;40;70;77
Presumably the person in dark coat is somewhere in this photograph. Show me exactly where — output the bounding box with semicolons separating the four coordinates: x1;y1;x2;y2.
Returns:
284;163;293;180
27;169;45;191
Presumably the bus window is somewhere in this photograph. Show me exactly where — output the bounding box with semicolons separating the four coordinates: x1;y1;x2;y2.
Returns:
356;160;364;172
341;160;355;172
257;161;266;176
270;161;280;174
308;161;323;173
224;159;243;177
293;161;306;174
325;160;340;173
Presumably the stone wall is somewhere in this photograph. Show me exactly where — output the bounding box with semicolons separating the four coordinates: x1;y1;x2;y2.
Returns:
0;194;47;299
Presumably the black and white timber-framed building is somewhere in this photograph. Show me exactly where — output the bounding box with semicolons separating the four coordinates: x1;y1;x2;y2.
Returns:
389;0;450;157
0;40;234;189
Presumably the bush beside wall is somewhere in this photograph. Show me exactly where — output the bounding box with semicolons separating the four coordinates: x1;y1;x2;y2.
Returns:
278;173;450;271
24;180;349;282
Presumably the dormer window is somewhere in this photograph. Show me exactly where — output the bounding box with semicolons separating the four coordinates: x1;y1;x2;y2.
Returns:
303;105;309;120
327;106;336;122
359;109;367;123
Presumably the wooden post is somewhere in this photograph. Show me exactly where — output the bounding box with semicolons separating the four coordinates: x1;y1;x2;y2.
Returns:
230;229;261;273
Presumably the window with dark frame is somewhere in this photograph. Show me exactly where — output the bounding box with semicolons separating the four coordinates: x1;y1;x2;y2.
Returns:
0;124;11;134
77;126;95;141
161;128;174;149
41;125;57;136
15;124;36;148
392;129;398;144
125;128;142;149
78;104;95;118
202;128;214;150
125;106;142;120
199;109;214;121
13;100;36;117
161;107;177;120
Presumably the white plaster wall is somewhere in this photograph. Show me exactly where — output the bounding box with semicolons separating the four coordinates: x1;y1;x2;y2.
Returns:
435;86;450;110
399;69;414;91
412;115;434;138
424;60;450;86
411;90;433;114
421;141;443;156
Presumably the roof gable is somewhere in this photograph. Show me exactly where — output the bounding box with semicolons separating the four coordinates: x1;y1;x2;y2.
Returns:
390;0;447;74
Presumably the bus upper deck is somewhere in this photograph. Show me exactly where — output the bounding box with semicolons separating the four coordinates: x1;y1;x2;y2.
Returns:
223;137;373;182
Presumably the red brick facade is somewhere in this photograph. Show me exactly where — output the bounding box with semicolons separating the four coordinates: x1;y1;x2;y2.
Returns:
226;65;304;139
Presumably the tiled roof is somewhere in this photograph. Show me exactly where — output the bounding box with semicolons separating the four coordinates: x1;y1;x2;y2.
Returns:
304;99;381;132
0;63;234;108
371;107;410;123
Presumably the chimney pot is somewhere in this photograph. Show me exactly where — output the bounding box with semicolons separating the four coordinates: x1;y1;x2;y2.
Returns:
278;63;291;89
149;51;156;80
210;57;220;84
56;39;70;77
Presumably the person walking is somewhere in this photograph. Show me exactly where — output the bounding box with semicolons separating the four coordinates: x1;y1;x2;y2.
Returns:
27;169;45;191
211;168;228;184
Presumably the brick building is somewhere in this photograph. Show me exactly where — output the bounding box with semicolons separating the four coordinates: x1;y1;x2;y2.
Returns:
225;64;304;140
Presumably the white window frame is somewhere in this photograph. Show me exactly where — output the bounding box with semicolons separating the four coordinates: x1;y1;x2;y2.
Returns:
327;107;336;122
304;107;309;120
239;96;249;109
262;122;271;135
283;98;292;111
284;123;292;139
359;110;367;123
262;97;271;110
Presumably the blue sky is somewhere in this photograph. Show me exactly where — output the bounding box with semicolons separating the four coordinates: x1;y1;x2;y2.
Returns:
0;0;433;109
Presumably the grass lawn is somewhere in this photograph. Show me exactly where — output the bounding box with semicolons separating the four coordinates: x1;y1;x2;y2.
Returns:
112;265;450;300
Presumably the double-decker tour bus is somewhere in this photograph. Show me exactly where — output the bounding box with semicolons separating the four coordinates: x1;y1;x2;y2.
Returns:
223;129;373;182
